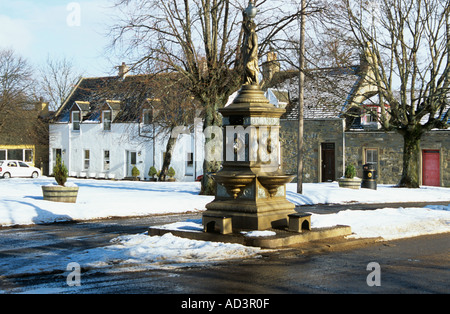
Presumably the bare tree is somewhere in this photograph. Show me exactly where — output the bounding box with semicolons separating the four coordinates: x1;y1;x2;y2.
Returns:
333;0;450;188
265;1;362;190
0;49;34;133
148;74;199;181
108;0;319;194
38;56;82;111
0;49;50;172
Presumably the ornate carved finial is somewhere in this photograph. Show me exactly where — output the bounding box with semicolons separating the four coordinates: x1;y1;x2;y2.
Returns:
242;1;259;86
244;1;258;20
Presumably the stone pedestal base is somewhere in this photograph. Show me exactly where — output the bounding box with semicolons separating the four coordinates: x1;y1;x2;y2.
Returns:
204;198;295;231
288;213;312;233
202;214;233;234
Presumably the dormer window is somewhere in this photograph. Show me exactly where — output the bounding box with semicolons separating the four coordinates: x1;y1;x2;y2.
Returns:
103;110;112;131
143;109;153;125
361;104;385;129
72;111;80;131
364;107;378;123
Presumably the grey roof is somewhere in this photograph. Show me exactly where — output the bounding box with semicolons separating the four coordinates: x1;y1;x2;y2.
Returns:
267;66;364;120
53;74;155;124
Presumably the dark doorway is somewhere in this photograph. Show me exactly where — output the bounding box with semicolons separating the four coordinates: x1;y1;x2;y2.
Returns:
321;143;335;182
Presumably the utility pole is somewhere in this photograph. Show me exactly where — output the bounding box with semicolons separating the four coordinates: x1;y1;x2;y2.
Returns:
297;0;305;194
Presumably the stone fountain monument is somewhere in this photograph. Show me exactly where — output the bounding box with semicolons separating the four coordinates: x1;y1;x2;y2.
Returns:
149;2;352;248
202;1;296;232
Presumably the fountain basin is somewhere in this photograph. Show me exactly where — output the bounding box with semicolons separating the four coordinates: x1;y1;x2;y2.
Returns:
213;173;255;199
258;174;295;197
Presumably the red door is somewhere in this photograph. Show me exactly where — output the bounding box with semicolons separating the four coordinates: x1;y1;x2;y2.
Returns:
422;150;440;186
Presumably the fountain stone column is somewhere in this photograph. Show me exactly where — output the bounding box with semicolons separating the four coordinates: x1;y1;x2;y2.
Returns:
203;83;296;231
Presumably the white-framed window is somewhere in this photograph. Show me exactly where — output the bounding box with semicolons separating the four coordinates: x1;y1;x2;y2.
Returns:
365;148;378;164
24;149;33;163
187;152;194;167
366;110;377;123
103;150;110;171
143;109;153;125
4;148;32;162
72;111;81;131
83;150;90;170
185;152;194;175
103;110;112;131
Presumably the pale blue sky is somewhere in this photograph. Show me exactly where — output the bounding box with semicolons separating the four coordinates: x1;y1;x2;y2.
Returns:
0;0;121;77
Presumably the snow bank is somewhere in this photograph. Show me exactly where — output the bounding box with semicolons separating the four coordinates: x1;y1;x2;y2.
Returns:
312;205;450;240
81;232;265;270
1;231;267;276
0;177;213;226
286;182;450;205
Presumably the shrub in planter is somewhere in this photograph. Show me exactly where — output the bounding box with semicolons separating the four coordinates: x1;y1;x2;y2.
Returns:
42;155;78;203
54;155;68;186
339;164;361;189
148;166;157;181
132;166;140;180
167;167;176;181
344;164;356;179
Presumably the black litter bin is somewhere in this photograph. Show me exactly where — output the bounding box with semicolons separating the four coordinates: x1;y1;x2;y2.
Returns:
361;163;377;190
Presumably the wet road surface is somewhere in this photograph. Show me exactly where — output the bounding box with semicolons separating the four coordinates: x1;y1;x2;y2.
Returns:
0;204;449;295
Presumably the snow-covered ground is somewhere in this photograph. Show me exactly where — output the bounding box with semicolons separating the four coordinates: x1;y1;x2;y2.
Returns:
1;176;449;227
0;177;449;277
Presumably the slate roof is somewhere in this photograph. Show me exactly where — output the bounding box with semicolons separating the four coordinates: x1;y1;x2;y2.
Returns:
267;66;365;120
53;74;156;123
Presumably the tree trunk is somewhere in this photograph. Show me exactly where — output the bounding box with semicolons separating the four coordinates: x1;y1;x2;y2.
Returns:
199;100;222;195
159;131;177;182
397;129;423;188
200;159;221;195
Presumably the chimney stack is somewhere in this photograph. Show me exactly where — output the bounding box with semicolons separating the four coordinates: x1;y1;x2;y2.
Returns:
35;99;49;117
262;51;280;83
118;62;129;79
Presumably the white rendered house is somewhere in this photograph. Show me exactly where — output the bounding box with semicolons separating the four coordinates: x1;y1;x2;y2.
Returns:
49;67;204;181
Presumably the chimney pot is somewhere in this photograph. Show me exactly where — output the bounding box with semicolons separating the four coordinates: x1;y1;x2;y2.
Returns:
118;62;129;78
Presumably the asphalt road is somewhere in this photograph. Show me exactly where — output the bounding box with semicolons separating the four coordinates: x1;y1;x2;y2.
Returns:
1;232;448;296
0;205;449;295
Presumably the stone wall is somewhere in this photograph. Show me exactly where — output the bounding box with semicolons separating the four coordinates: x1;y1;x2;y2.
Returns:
345;130;450;186
280;118;345;183
281;119;450;186
345;131;403;184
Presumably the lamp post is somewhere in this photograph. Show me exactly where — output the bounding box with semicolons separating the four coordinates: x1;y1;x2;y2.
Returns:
297;0;305;194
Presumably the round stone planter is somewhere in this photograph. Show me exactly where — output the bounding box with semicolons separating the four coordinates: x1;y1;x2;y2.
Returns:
338;177;361;189
42;185;79;203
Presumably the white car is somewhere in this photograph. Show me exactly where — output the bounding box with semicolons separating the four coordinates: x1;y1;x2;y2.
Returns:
0;160;41;178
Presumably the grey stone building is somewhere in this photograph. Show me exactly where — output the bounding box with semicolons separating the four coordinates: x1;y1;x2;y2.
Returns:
280;120;450;187
266;62;449;187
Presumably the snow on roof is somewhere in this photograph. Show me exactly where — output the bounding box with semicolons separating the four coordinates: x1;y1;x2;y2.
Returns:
268;66;363;120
